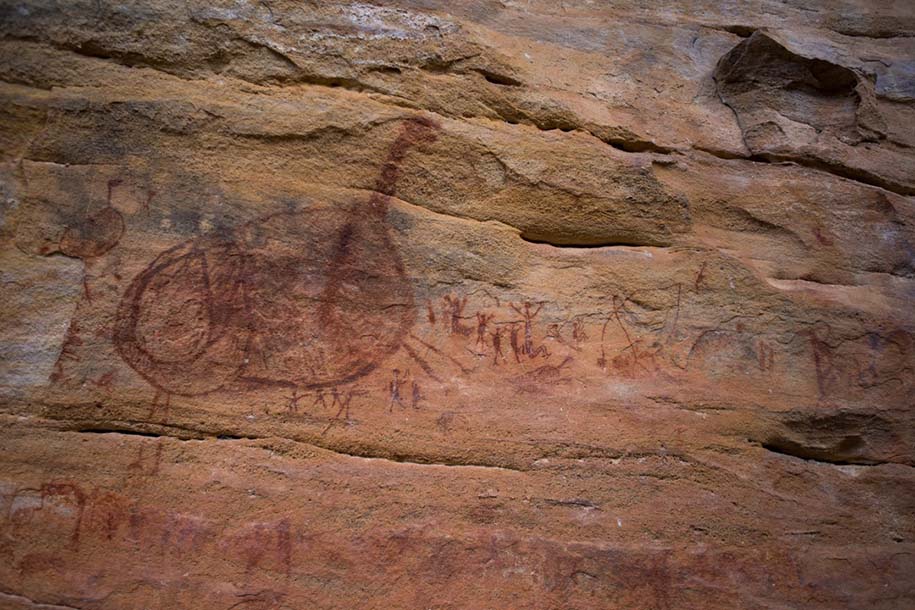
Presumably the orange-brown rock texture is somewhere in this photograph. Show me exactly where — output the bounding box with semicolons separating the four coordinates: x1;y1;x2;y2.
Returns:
1;1;914;609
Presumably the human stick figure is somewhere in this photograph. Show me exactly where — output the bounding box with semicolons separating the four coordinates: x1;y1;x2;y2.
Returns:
491;326;507;365
476;311;496;350
388;369;408;411
510;301;550;359
443;294;472;336
322;388;367;434
509;323;523;363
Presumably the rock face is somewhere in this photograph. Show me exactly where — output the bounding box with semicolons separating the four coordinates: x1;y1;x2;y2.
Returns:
0;1;914;609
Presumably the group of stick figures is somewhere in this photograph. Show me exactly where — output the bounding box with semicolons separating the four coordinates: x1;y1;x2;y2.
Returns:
287;369;423;432
283;296;558;428
442;296;552;365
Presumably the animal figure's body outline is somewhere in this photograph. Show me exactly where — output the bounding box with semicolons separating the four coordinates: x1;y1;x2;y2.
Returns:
114;117;440;398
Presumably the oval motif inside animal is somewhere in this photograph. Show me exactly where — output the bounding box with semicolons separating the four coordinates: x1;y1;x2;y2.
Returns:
134;250;213;363
114;239;250;396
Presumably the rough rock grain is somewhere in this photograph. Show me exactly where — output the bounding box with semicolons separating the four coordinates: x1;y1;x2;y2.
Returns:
0;1;913;609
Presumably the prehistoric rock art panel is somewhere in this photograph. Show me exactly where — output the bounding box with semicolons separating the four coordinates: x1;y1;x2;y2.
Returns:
114;118;440;398
3;3;915;609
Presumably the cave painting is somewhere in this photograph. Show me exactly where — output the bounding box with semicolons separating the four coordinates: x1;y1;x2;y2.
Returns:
108;118;914;414
113;118;440;397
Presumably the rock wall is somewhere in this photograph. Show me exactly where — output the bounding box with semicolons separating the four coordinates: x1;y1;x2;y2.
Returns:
1;1;914;609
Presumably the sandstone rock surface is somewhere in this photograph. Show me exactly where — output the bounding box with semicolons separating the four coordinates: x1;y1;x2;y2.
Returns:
1;1;914;609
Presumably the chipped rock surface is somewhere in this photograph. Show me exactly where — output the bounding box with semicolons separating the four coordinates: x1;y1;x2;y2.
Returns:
1;1;914;609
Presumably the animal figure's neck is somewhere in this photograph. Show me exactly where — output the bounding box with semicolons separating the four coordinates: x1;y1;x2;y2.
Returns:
317;117;439;329
367;117;439;216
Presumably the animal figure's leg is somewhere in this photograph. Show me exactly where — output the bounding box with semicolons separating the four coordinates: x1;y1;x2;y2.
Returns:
147;391;171;421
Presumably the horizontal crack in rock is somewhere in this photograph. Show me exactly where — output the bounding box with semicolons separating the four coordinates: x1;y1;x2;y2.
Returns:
759;441;912;469
0;590;83;610
67;426;524;472
76;427;165;439
519;233;672;248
